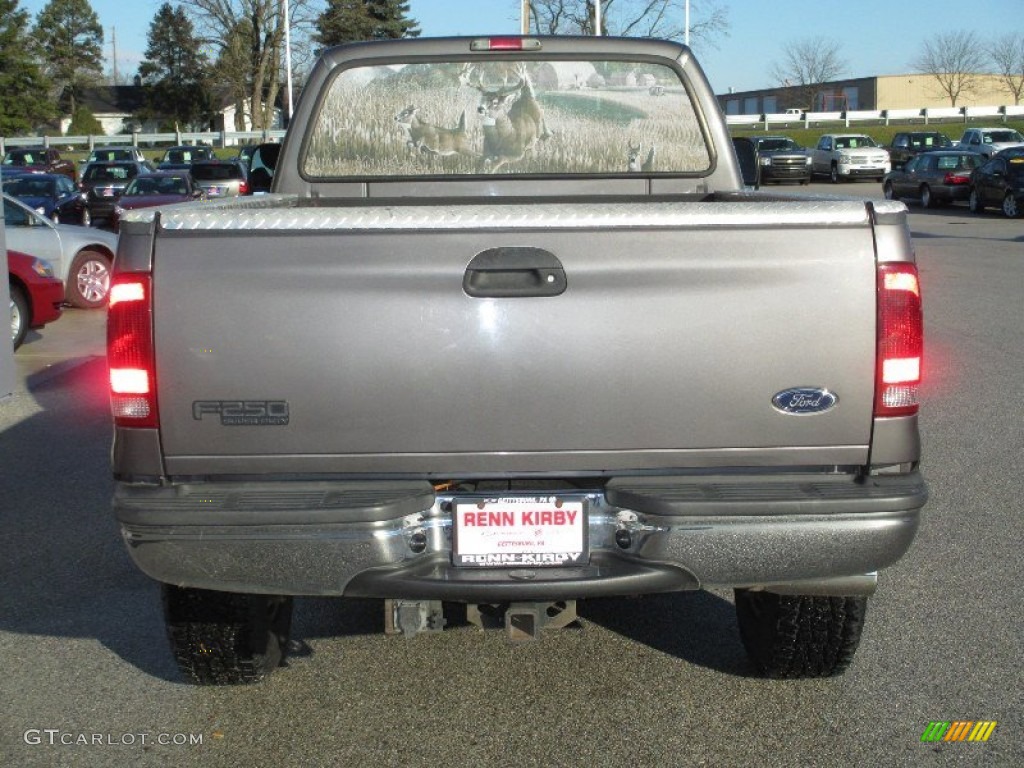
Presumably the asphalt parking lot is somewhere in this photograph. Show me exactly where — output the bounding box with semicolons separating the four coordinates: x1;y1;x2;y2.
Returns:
1;186;1021;767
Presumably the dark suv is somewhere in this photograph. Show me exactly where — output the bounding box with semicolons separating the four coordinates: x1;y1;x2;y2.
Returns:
887;132;953;169
751;136;812;185
80;161;151;223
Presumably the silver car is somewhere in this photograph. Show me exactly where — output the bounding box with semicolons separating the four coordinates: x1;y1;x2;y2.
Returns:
188;160;251;198
3;193;118;308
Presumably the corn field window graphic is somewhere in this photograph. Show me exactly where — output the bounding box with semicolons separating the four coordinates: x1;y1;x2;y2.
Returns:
921;721;997;742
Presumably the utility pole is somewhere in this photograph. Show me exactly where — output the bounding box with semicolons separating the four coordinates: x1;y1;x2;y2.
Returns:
111;26;119;85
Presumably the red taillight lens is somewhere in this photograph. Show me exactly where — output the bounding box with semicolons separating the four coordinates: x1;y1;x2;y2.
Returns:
876;263;923;417
239;180;250;195
108;273;158;428
943;172;969;185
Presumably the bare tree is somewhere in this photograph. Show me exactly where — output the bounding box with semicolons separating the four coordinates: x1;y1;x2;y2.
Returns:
528;1;729;49
769;37;845;111
989;32;1024;105
179;0;317;131
912;30;988;107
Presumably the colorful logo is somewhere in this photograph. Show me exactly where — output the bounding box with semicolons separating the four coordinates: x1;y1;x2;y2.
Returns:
921;721;997;742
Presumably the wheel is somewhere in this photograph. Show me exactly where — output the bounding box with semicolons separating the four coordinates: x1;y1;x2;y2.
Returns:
67;250;111;308
81;207;91;227
969;188;983;214
920;184;934;209
800;177;810;186
51;211;60;224
883;181;895;200
1002;193;1021;218
734;589;868;678
163;585;294;685
830;164;840;184
10;284;29;351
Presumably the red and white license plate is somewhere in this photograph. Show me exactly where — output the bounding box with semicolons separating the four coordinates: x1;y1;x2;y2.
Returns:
453;497;587;567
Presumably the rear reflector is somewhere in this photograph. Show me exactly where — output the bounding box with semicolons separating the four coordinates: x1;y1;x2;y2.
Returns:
875;263;923;417
108;273;158;428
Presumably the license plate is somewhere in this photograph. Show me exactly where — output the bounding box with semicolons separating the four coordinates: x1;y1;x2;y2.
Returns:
453;497;587;567
101;187;115;197
207;186;223;196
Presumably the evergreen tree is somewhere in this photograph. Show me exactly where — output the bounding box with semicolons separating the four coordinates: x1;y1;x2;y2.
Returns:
32;0;104;117
315;0;421;48
0;0;54;135
138;3;212;130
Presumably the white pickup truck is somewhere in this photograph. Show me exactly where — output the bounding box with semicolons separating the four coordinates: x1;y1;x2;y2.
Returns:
811;134;891;182
108;36;927;685
956;127;1024;159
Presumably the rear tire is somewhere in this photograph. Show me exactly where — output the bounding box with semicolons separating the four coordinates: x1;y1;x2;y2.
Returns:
920;184;934;209
163;586;294;685
883;181;895;200
830;164;840;184
969;188;983;214
734;589;867;678
10;284;29;351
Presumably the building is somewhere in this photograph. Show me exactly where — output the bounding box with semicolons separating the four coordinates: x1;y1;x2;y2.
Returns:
57;86;286;137
718;74;1016;115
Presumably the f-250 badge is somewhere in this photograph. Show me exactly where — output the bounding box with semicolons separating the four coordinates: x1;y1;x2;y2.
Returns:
192;400;290;426
771;388;838;415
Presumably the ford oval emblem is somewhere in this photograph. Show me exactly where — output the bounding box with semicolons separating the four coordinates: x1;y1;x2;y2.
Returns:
772;387;839;415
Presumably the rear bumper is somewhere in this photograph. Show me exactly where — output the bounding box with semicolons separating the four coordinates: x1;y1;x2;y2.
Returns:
114;472;926;599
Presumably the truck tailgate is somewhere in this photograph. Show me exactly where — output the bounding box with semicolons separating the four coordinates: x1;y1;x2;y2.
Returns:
151;200;879;476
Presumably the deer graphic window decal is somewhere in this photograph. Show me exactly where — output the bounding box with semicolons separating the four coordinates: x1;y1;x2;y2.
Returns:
304;59;710;178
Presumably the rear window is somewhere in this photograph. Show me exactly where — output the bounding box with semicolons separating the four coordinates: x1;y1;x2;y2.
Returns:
190;164;243;181
85;164;138;181
303;58;710;178
935;154;979;170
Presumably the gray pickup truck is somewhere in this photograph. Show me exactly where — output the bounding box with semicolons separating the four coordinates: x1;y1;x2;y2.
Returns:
108;36;927;684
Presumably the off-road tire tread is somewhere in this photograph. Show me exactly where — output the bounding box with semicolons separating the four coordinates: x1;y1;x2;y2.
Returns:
162;586;293;685
734;590;867;679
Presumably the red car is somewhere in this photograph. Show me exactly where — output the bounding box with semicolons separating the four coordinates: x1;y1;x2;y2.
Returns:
111;171;204;231
8;250;64;350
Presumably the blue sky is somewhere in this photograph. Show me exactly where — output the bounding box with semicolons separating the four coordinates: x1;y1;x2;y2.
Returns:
16;0;1024;94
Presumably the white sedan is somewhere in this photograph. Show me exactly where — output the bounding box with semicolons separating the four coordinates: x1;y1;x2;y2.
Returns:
3;193;118;308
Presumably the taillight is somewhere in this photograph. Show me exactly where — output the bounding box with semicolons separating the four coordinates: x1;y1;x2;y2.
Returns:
875;263;923;417
108;273;158;428
943;172;969;185
239;180;250;195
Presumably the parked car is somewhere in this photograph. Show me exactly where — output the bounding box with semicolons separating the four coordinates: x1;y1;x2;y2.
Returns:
111;172;205;231
8;250;64;350
3;193;119;308
881;151;982;208
2;173;90;225
79;146;152;180
956;128;1024;159
79;161;152;224
811;134;891;182
886;131;953;169
968;153;1024;218
1;147;76;181
750;135;812;185
188;160;251;198
157;145;215;170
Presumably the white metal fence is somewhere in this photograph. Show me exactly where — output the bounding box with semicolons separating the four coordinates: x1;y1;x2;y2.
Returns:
0;129;289;154
726;104;1024;131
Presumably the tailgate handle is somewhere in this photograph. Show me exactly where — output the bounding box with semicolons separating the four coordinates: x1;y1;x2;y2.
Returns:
463;247;567;298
